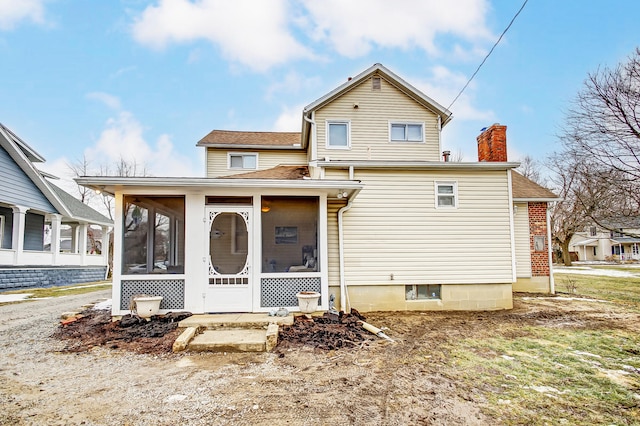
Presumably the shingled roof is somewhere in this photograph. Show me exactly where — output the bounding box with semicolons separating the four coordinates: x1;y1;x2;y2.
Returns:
511;170;558;201
221;165;309;180
49;183;112;225
197;130;302;148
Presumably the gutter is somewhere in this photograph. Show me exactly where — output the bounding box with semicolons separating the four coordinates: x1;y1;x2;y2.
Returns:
318;160;520;171
337;187;361;312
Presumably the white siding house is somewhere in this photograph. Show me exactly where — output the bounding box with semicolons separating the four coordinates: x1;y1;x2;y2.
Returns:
78;64;558;316
0;123;112;289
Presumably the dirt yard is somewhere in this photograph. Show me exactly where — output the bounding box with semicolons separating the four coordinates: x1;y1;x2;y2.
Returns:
1;290;639;425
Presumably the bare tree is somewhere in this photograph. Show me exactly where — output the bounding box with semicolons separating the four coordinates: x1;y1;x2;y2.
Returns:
451;149;465;162
516;154;545;185
548;153;588;266
559;47;640;223
68;157;149;275
67;154;93;203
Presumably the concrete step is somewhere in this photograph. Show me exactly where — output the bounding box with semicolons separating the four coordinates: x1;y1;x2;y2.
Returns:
188;329;267;352
178;313;293;330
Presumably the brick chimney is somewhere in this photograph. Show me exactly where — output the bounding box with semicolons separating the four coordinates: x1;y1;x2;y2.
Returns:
477;123;507;162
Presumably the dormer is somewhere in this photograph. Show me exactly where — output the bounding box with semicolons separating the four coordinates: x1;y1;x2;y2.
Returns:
302;63;452;164
196;130;306;178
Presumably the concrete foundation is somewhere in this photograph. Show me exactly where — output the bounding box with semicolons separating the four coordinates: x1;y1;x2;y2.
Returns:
330;283;513;312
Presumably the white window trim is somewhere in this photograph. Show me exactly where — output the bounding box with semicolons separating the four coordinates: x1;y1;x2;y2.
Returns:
326;120;351;150
435;181;458;209
228;152;259;170
0;215;4;248
389;121;425;143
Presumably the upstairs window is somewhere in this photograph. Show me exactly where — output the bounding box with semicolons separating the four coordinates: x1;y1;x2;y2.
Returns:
610;229;625;238
589;226;597;237
327;121;350;149
435;181;457;208
229;153;257;170
390;123;423;142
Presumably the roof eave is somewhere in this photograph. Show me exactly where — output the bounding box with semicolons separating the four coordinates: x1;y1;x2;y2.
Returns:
0;126;73;217
317;160;520;171
303;63;453;126
513;197;562;202
197;143;304;150
75;176;364;196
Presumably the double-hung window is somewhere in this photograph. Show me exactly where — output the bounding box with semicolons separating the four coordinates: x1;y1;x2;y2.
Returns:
229;153;258;170
390;122;423;142
327;121;350;149
435;181;457;208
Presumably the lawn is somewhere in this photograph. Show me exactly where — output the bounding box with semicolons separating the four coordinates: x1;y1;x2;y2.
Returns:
0;281;112;303
443;271;640;425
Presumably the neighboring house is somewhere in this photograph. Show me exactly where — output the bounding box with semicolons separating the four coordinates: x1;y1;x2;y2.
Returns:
0;123;112;289
77;63;558;316
570;219;640;261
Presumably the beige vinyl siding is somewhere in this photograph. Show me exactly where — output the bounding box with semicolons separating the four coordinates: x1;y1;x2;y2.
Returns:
323;169;351;180
340;169;513;285
327;201;345;287
315;76;441;162
513;202;532;277
206;148;307;177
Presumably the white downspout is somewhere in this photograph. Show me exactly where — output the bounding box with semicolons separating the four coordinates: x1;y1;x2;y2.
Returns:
338;188;361;312
547;204;555;294
304;112;317;162
437;115;442;157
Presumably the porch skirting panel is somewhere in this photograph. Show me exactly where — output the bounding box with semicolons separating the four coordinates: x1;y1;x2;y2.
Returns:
261;276;321;308
120;279;185;310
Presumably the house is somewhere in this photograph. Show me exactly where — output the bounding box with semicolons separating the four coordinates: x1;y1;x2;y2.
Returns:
0;123;112;290
76;63;558;316
570;219;640;262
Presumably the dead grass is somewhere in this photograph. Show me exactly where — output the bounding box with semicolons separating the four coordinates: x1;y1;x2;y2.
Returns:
440;273;640;425
0;281;111;302
556;273;640;308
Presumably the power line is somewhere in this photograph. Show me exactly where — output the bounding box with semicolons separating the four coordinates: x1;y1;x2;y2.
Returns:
446;0;529;112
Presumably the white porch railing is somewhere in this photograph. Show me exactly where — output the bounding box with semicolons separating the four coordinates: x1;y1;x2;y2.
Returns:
1;250;108;267
0;249;14;265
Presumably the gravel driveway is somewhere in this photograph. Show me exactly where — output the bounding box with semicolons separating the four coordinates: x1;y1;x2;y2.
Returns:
0;289;485;425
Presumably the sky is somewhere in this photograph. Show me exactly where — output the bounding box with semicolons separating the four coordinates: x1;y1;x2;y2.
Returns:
1;0;640;190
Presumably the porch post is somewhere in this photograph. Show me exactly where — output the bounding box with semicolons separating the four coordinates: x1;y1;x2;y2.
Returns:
70;224;78;253
101;226;110;275
78;223;88;265
11;206;28;265
47;214;62;265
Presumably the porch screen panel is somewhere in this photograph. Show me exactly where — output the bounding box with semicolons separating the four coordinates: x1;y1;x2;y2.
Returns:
261;196;319;273
122;196;185;275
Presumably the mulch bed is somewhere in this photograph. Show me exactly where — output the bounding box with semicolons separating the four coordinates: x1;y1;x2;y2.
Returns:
276;309;375;351
52;310;192;354
53;308;376;354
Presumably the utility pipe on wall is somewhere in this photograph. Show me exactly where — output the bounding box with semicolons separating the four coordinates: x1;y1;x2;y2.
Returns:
337;188;361;312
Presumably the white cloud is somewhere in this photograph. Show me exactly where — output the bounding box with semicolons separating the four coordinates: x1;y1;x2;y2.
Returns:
86;92;122;110
411;65;494;122
131;0;315;71
83;111;198;177
0;0;46;30
301;0;493;58
265;71;321;101
273;104;305;131
109;66;137;80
